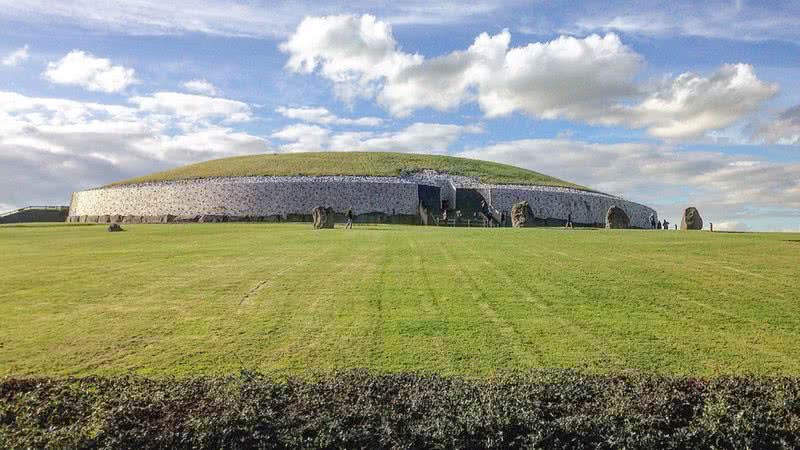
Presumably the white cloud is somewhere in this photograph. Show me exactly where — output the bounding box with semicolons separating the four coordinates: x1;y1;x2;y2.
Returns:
43;50;138;93
280;14;422;102
751;104;800;145
2;45;29;67
271;122;481;153
0;0;512;38
129;92;252;122
605;64;778;139
715;221;751;232
401;31;639;120
182;79;218;96
457;138;800;228
0;90;270;209
276;106;383;126
282;15;775;138
270;123;331;152
572;1;800;43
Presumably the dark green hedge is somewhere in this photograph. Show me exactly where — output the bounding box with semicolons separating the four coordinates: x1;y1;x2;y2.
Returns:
2;370;799;449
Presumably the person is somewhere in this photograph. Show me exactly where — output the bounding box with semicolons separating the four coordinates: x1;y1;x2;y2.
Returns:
480;200;490;227
649;213;656;229
566;211;573;228
345;207;353;229
663;219;669;230
442;208;448;225
500;211;506;227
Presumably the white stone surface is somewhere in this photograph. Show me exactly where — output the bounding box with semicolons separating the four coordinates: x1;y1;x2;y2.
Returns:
69;174;658;227
487;185;656;228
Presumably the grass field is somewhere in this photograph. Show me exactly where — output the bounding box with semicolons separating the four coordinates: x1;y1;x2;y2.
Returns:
113;151;587;189
1;223;799;378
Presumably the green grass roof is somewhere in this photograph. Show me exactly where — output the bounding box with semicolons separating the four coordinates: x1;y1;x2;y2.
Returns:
111;152;589;190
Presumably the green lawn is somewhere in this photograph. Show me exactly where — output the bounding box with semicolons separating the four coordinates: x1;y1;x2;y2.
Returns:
1;223;799;377
112;151;587;189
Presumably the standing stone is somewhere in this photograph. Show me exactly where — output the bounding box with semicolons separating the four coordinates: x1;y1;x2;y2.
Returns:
605;206;630;229
511;201;533;228
681;207;703;230
107;223;123;232
312;206;335;229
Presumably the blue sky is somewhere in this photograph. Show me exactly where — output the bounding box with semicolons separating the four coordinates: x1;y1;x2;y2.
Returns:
0;0;798;231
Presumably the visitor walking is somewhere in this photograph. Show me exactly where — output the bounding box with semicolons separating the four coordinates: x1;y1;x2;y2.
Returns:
663;219;669;230
649;213;656;229
345;207;354;229
566;211;573;228
480;200;491;227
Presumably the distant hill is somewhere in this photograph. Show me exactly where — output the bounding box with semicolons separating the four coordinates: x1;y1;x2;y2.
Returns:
111;152;590;190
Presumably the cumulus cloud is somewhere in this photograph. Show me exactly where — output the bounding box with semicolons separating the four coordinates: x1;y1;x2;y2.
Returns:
276;106;383;126
0;90;270;208
282;14;776;138
43;50;138;93
280;14;422;102
2;44;29;67
381;31;643;119
457;138;800;227
270;123;331;152
181;79;218;96
129;92;253;123
271;122;481;153
605;64;778;139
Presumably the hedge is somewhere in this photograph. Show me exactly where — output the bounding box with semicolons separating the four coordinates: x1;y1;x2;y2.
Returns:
2;370;800;449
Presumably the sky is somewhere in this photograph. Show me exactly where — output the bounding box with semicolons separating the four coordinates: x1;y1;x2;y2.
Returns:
0;0;798;231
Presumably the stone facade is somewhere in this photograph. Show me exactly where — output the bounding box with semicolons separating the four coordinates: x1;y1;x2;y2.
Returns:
487;185;656;229
68;173;657;228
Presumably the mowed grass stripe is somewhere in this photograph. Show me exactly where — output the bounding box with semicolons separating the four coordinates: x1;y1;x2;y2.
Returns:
1;223;799;377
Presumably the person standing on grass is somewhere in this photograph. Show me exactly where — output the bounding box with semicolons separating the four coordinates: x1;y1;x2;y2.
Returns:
663;219;669;230
566;211;573;228
649;213;656;229
345;207;354;229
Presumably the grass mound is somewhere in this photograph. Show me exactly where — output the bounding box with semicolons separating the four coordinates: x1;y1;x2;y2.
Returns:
3;371;799;449
111;151;586;189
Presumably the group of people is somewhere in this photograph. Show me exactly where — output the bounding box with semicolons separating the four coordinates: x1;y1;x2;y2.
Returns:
649;213;670;230
346;205;676;230
480;200;506;227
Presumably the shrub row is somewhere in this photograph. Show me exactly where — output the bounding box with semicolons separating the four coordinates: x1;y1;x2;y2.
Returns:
2;370;800;449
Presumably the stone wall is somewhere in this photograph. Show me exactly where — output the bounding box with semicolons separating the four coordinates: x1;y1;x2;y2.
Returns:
68;174;657;228
488;185;656;228
69;176;422;218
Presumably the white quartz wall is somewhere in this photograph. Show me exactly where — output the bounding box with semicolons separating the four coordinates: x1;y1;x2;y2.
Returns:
488;185;657;228
69;174;658;227
69;177;422;217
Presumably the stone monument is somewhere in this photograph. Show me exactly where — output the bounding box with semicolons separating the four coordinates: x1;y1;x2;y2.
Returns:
681;207;703;230
312;206;335;229
511;201;533;228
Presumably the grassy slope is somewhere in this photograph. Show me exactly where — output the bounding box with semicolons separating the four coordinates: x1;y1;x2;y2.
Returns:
112;152;587;189
1;223;799;377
